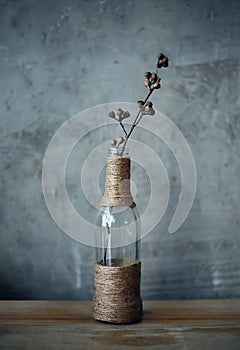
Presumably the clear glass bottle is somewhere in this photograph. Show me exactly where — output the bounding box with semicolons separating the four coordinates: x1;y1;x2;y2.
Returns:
93;147;142;324
95;147;141;266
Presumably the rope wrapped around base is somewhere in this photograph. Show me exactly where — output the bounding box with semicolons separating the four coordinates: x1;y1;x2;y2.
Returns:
93;260;142;324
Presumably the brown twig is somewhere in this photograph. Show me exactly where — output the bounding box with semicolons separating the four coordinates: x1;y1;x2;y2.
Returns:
111;53;169;156
120;122;127;136
120;88;154;155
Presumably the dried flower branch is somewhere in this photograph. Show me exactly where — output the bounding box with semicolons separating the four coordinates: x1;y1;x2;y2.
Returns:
107;53;169;153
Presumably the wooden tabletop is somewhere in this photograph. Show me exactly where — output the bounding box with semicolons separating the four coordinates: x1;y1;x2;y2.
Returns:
0;300;240;349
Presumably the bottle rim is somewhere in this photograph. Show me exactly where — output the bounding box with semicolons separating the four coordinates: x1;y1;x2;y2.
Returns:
108;147;129;157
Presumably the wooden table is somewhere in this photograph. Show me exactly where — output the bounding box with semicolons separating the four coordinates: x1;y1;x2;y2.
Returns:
0;300;240;349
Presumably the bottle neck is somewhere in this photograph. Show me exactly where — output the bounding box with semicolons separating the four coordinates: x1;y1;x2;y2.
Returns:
100;148;133;207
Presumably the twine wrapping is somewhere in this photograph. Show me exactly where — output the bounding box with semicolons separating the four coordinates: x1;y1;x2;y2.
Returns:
100;156;134;207
93;260;142;324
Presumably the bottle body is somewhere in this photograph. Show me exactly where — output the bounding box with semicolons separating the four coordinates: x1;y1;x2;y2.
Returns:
96;205;140;267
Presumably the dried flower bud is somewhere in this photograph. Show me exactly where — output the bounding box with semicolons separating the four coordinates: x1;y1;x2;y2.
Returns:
110;139;117;147
151;72;158;82
161;57;168;67
144;80;150;88
157;55;169;68
137;100;144;108
116;108;124;117
144;105;151;113
148;108;155;116
144;106;155;116
108;111;115;118
122;111;130;119
157;53;165;60
115;115;122;122
146;101;153;108
117;137;124;145
153;82;161;89
144;71;151;79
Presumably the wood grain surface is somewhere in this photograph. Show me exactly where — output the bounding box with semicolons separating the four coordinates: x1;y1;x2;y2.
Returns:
0;300;240;349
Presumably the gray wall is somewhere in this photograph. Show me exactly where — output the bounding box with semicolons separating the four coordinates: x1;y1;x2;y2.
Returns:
0;0;240;300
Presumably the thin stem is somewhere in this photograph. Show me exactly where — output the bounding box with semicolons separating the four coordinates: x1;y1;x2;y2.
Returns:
121;88;154;155
119;122;127;136
135;89;153;124
103;222;111;266
135;110;145;127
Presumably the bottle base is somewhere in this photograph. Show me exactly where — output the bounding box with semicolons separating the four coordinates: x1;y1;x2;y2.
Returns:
93;260;142;324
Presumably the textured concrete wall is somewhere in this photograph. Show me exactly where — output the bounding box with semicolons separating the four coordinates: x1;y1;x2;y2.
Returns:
0;0;240;300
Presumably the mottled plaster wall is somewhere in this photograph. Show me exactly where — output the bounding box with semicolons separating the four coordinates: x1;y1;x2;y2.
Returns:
0;0;240;300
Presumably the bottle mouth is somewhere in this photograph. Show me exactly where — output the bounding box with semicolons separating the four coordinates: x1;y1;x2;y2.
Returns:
108;147;129;157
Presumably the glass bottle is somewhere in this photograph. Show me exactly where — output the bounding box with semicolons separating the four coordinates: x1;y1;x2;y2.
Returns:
93;147;142;324
95;147;141;267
